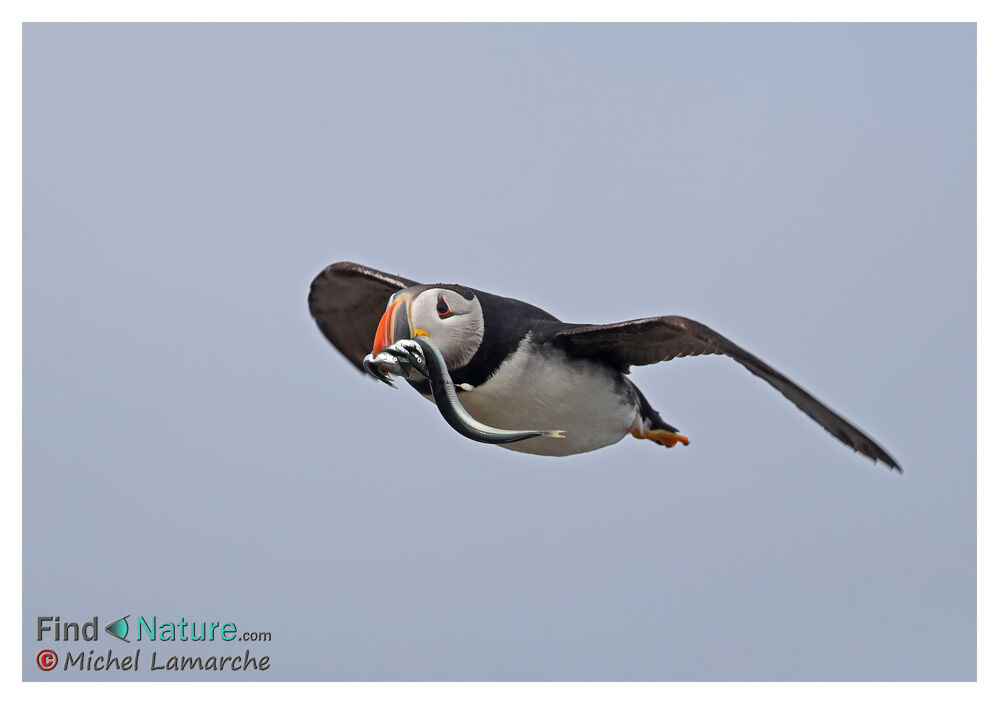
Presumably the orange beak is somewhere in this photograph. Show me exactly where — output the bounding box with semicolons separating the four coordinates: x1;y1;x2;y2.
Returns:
372;294;413;356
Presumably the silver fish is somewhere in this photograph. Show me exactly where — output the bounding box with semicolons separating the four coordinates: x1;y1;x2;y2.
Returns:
363;337;565;445
362;350;408;387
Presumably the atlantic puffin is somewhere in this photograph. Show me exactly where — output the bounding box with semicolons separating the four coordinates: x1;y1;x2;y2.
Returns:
308;261;900;471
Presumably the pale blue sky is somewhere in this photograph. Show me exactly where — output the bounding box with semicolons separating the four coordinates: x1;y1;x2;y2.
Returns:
24;23;975;680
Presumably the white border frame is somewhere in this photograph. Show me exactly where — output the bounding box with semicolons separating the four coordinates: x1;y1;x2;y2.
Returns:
4;3;991;703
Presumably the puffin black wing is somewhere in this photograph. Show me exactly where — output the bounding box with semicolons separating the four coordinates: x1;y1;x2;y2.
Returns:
551;316;900;471
308;262;420;371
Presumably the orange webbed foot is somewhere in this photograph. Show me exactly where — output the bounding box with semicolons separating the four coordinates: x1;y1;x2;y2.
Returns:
632;428;690;448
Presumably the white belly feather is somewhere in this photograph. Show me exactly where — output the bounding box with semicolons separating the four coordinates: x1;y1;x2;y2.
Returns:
422;336;638;456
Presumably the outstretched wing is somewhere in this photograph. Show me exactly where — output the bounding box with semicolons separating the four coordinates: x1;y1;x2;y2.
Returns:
308;262;420;371
551;316;900;471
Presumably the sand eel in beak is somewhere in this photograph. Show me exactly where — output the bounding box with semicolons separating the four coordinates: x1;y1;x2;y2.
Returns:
309;261;900;471
366;335;566;444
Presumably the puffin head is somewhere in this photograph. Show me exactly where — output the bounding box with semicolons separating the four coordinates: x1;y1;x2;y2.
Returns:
371;284;484;370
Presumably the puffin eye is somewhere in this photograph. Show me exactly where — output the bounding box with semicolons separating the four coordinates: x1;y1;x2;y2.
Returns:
436;295;453;319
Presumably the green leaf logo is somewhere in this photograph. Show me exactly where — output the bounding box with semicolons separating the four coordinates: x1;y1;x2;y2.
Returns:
104;615;129;642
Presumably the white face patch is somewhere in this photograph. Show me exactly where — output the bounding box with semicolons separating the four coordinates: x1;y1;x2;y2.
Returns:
409;288;484;370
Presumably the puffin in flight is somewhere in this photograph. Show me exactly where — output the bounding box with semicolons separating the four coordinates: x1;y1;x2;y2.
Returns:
309;261;900;471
